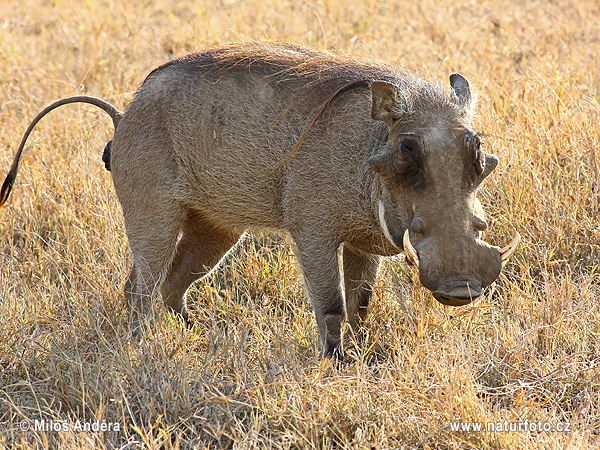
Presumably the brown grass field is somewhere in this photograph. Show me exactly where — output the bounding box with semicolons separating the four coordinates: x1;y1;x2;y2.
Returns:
0;0;599;448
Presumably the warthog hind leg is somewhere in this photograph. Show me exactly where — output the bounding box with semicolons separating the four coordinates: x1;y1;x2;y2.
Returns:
161;211;242;324
123;202;183;334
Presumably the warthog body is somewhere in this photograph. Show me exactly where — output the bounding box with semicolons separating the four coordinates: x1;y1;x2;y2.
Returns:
1;42;519;360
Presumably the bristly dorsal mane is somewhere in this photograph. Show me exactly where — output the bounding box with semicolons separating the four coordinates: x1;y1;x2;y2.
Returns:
144;42;402;93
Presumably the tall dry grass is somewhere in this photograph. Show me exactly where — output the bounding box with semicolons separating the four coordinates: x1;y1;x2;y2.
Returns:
0;0;598;448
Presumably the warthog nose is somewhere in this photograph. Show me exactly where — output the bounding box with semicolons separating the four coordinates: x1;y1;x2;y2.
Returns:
433;279;482;306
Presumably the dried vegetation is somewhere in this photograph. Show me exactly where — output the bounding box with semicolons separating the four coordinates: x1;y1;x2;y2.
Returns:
0;0;598;448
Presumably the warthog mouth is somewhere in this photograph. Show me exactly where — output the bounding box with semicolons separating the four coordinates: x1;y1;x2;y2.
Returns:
433;294;473;306
403;229;521;306
433;279;482;306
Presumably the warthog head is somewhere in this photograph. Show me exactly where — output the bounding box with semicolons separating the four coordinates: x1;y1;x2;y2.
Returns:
369;74;519;305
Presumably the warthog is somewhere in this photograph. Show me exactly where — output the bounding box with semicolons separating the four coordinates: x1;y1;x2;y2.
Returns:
1;42;519;360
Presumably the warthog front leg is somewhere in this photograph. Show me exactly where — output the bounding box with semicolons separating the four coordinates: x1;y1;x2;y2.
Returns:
342;244;381;332
292;235;345;361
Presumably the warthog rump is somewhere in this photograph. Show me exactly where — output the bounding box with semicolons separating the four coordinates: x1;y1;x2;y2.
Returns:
0;42;519;360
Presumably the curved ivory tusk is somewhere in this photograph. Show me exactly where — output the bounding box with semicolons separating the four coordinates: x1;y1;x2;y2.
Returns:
403;229;420;268
501;231;521;265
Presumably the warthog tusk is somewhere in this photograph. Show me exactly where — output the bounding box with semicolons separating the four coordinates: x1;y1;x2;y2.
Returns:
403;229;420;268
501;231;521;265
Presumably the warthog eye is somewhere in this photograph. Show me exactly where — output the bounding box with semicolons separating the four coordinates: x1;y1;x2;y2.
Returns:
397;138;424;188
401;138;416;153
367;135;425;188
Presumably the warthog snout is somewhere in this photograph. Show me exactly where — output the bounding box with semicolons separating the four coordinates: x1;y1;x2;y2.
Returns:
403;229;520;306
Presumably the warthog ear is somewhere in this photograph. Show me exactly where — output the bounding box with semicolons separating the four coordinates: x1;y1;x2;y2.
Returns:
450;73;472;111
371;81;402;127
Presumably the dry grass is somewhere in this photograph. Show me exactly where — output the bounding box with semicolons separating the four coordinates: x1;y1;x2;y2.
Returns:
0;0;599;448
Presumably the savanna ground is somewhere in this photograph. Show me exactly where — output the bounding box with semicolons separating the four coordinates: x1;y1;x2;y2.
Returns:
0;0;598;448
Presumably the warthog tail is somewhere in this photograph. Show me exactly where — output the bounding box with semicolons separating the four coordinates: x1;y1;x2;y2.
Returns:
0;96;122;208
